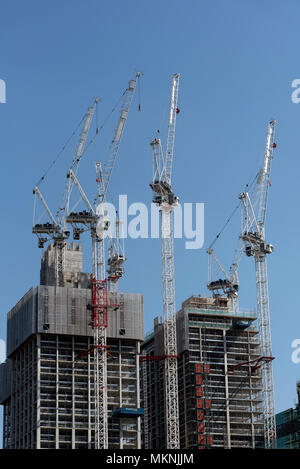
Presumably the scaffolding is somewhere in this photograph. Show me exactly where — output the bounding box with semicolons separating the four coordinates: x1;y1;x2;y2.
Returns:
141;295;264;449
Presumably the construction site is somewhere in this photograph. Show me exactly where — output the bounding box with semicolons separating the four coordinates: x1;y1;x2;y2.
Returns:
0;73;278;450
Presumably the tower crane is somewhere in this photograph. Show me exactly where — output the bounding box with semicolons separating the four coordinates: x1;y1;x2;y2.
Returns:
107;214;125;293
32;100;97;286
207;246;241;311
66;72;141;449
149;73;180;449
239;119;277;448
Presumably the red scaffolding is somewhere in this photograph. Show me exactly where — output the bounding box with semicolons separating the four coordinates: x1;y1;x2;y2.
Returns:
91;277;119;329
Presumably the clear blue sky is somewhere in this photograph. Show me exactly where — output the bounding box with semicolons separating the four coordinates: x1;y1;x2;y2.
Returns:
1;0;300;444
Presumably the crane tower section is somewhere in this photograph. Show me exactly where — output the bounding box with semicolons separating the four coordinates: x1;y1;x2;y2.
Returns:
239;120;277;448
149;73;180;449
66;73;140;449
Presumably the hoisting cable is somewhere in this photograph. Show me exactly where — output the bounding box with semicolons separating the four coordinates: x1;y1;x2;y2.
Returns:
208;201;242;251
34;114;86;189
138;75;141;112
207;168;260;251
34;90;126;191
79;90;126;159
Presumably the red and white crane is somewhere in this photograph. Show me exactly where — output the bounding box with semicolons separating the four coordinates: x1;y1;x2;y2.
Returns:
66;72;140;448
149;73;180;449
239;120;277;448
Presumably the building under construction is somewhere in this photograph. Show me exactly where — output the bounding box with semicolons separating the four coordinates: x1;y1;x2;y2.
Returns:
0;243;144;449
0;73;278;450
141;295;264;449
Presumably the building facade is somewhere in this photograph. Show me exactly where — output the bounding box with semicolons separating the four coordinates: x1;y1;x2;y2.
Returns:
0;243;144;449
276;382;300;449
141;295;264;449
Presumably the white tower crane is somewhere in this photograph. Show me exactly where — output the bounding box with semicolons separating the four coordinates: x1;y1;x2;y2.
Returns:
66;168;108;449
207;247;240;311
149;73;180;449
32;100;97;286
239;120;277;448
66;72;140;449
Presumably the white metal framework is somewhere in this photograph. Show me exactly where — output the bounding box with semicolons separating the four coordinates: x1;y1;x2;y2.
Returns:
239;120;277;448
32;101;97;286
66;73;140;449
98;73;140;294
142;360;149;449
107;215;125;293
66;168;108;448
207;247;241;312
150;73;180;449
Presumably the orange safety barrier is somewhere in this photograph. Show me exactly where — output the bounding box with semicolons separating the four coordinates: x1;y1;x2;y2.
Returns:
197;398;204;409
198;423;204;433
196;375;202;385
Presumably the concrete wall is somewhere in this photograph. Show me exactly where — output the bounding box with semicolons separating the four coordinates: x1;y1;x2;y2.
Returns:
40;243;90;288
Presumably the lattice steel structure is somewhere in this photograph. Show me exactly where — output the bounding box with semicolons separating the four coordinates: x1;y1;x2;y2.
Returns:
66;73;140;448
149;73;180;448
239;120;277;448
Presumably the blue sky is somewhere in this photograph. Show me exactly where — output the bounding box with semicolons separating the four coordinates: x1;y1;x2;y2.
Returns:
1;0;300;443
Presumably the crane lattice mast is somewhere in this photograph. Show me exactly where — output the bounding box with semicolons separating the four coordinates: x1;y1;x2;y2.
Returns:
66;168;109;449
100;73;140;294
150;73;180;449
66;73;140;449
239;120;277;448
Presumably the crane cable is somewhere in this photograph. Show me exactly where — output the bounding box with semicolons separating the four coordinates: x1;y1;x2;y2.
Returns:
34;90;127;190
207;169;260;251
208;201;242;251
81;91;125;158
34;113;86;188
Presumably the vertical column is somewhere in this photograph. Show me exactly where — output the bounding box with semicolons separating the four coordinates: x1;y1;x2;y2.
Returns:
223;330;231;449
119;339;123;449
55;335;59;449
36;335;41;449
10;357;15;448
88;336;92;448
72;336;75;449
32;340;35;448
136;341;141;449
248;333;255;449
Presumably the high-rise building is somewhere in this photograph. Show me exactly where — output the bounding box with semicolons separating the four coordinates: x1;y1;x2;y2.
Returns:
276;382;300;449
0;243;144;449
141;295;264;449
